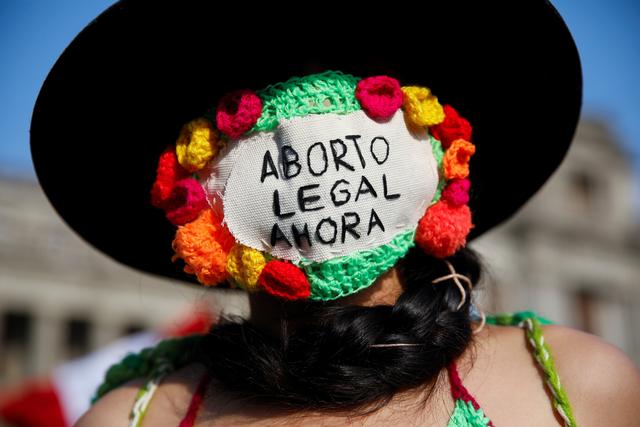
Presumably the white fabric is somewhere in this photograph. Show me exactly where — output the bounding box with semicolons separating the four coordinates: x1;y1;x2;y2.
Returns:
51;332;159;426
218;110;438;262
199;140;242;219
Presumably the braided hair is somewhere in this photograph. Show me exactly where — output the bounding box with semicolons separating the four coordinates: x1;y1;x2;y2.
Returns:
194;246;484;413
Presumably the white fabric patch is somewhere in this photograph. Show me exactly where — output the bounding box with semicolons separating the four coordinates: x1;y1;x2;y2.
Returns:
218;110;438;262
199;140;242;219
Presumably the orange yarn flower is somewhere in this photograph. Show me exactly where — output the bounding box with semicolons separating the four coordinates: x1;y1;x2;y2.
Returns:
171;209;235;286
443;139;476;180
415;201;473;259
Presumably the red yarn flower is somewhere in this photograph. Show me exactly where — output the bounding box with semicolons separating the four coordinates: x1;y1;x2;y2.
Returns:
164;178;208;226
441;178;471;206
215;89;262;139
415;201;473;258
355;76;404;121
150;146;190;209
258;260;311;300
429;105;472;149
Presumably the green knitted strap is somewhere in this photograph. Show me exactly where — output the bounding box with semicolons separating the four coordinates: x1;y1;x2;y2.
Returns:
92;335;202;403
486;311;554;326
128;364;171;427
448;399;492;427
487;311;577;426
521;316;578;427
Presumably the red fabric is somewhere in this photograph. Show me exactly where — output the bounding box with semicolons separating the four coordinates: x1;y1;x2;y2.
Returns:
0;381;67;427
429;105;472;149
258;260;311;300
178;374;211;427
163;307;215;338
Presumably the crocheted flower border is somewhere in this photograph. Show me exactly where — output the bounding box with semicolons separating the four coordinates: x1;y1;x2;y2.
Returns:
150;71;475;301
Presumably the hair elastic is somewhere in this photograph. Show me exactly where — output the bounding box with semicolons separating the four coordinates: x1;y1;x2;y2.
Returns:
369;343;424;349
431;260;472;310
472;309;486;334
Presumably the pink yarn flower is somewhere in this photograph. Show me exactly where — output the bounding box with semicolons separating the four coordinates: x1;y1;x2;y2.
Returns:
164;178;208;225
215;89;262;139
442;178;471;206
355;76;403;121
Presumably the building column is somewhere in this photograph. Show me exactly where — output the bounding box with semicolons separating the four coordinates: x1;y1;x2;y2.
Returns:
32;310;64;376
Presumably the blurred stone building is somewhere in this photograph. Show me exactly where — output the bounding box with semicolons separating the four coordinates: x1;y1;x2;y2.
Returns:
0;179;246;386
0;118;639;387
472;118;640;362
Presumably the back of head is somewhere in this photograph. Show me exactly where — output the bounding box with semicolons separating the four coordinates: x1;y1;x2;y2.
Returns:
196;246;483;412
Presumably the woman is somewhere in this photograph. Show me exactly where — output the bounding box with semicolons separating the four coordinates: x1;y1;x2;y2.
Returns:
30;1;640;426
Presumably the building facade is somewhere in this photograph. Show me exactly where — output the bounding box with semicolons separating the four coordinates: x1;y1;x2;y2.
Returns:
471;118;640;362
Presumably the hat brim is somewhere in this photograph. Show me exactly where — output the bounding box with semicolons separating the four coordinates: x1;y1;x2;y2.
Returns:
30;0;582;285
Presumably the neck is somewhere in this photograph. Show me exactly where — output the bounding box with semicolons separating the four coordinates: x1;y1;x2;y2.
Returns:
248;267;405;336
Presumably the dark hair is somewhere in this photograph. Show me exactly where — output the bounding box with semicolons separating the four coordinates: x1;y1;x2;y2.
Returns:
195;246;483;413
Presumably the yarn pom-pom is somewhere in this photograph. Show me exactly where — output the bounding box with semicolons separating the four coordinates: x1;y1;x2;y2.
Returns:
216;89;262;139
164;178;208;226
258;260;311;300
443;139;476;180
355;76;403;121
429;105;472;149
415;201;473;259
441;178;471;206
150;147;190;209
175;118;221;172
171;209;235;286
226;244;266;292
401;86;445;127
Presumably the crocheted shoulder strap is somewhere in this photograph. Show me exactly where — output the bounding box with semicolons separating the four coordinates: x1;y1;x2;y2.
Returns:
487;311;578;427
92;335;202;426
94;312;577;427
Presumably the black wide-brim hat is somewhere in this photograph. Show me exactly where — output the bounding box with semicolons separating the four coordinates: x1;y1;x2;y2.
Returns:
30;0;582;285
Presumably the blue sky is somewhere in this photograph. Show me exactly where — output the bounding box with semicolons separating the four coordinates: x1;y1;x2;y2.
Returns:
1;0;639;199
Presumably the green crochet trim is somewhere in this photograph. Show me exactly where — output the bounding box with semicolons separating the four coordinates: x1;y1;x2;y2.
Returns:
91;335;201;403
251;70;361;132
448;399;492;427
300;228;416;301
429;135;445;204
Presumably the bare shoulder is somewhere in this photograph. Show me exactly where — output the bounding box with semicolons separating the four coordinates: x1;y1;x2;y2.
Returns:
76;363;206;427
542;325;640;426
75;378;145;427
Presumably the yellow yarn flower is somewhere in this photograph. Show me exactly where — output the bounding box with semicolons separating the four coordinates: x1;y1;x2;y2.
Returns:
175;118;221;172
401;86;445;127
226;244;267;292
